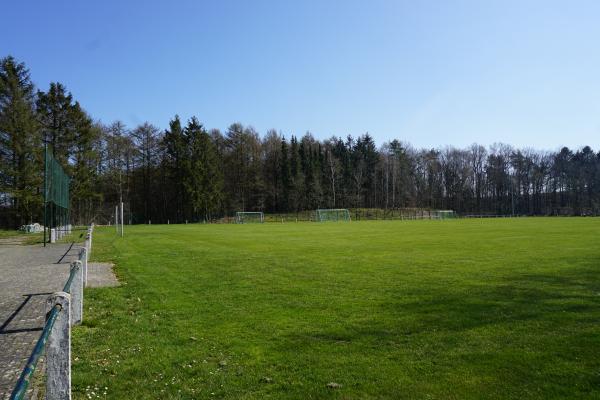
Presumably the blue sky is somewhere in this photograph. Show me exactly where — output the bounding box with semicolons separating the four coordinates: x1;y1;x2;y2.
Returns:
2;0;599;149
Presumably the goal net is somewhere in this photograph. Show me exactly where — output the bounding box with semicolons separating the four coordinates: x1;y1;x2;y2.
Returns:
236;211;264;224
316;209;351;222
432;210;457;219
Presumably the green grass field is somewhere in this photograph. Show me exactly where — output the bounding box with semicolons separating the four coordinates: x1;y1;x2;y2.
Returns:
72;218;600;399
0;229;41;244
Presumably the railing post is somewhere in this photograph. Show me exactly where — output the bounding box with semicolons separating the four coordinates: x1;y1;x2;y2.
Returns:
70;261;83;325
80;247;88;287
46;292;71;400
50;229;56;243
87;226;93;252
85;232;90;254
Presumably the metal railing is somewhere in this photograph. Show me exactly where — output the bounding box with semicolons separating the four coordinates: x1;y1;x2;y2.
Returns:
9;305;61;399
10;224;94;400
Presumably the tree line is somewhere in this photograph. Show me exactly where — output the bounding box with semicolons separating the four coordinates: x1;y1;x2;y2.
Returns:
1;56;599;227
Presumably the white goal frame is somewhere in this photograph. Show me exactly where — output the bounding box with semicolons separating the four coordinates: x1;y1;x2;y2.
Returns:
316;208;351;222
236;211;264;224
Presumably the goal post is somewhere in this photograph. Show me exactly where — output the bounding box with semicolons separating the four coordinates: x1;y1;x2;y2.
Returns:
236;211;264;224
316;209;351;222
433;210;457;220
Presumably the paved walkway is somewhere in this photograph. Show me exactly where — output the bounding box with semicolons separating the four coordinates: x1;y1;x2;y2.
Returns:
0;242;80;399
87;263;119;288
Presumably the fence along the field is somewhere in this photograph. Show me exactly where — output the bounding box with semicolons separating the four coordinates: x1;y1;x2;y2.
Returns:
49;224;72;244
461;214;526;218
257;208;456;223
43;146;71;247
10;224;94;400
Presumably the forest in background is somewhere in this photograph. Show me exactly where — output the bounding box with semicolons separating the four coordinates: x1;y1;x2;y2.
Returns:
1;55;599;227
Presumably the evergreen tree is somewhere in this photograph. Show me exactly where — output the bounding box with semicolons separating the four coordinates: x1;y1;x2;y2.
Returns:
279;137;291;211
183;117;223;221
163;115;187;221
36;82;79;167
352;133;379;207
289;135;304;211
300;133;322;209
0;56;41;226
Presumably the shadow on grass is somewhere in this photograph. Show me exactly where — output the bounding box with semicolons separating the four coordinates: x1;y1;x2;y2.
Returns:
272;264;600;397
281;262;600;346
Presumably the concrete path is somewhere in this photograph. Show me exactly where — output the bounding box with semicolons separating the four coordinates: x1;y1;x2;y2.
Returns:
87;263;119;288
0;242;80;399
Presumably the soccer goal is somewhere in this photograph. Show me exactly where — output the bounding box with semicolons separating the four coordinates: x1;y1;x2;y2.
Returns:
316;209;351;222
432;210;457;219
236;211;264;224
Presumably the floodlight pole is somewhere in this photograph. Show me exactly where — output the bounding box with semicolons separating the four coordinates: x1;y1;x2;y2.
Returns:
511;175;515;217
120;200;124;237
43;144;47;247
117;163;124;237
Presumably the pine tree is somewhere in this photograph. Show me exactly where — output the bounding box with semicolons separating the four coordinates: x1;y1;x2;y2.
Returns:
163;115;187;221
0;56;42;226
183;117;223;221
279;137;291;211
36;82;79;168
289;136;304;211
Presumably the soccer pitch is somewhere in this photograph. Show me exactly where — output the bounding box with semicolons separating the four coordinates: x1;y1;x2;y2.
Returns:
73;218;600;399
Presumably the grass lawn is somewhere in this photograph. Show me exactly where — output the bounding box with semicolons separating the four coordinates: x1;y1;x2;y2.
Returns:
0;229;20;238
0;229;42;244
72;218;600;399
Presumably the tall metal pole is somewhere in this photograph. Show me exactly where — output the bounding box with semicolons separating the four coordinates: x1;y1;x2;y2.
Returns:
511;175;515;217
43;144;47;247
115;205;118;233
120;201;124;237
117;158;124;236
